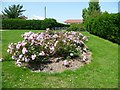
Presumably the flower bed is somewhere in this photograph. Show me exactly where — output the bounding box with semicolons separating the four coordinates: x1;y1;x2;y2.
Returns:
7;30;91;72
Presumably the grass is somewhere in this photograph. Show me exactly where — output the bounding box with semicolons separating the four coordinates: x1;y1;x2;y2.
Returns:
1;30;118;88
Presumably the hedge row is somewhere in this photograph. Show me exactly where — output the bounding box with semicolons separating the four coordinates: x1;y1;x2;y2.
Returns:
86;13;119;44
2;18;69;30
67;23;86;31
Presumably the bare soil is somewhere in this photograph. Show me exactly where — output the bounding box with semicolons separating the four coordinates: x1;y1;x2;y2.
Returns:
26;52;92;73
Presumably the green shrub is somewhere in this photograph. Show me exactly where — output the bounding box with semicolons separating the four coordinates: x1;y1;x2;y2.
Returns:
67;23;86;31
85;13;119;44
7;30;88;66
41;18;57;29
2;19;42;30
2;18;69;30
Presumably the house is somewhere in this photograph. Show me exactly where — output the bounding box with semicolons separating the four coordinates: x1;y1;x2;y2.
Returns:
64;19;83;24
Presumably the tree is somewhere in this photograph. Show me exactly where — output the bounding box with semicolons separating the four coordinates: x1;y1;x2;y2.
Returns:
82;8;88;22
82;0;101;21
2;4;25;18
88;0;101;16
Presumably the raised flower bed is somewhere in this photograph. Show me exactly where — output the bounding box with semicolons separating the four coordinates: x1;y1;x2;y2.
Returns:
7;30;91;73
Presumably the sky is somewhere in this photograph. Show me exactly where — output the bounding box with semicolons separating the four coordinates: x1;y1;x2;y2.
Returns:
0;0;119;23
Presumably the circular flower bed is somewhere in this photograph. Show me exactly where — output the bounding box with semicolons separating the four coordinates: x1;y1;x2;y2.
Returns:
7;30;91;72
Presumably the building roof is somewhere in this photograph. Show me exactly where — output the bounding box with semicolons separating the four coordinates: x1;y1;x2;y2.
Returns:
64;19;83;23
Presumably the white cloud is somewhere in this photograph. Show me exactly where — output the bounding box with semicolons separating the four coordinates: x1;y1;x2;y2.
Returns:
27;16;45;20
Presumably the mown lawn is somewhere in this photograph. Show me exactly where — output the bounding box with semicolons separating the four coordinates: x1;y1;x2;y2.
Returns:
1;30;118;88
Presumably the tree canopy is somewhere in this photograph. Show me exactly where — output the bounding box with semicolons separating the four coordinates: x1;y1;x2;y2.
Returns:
82;0;101;21
2;4;25;18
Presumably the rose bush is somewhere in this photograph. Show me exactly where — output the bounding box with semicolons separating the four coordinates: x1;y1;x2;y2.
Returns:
7;30;89;66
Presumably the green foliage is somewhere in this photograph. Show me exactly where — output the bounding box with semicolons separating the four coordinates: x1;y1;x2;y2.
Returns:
88;0;101;15
41;18;57;29
2;30;118;88
2;4;25;18
82;8;88;22
82;0;101;21
87;13;119;44
67;23;86;31
2;18;68;30
2;19;42;30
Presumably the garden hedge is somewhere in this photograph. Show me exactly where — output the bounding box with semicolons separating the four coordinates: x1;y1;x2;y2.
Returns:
67;23;86;31
2;18;69;30
86;13;119;44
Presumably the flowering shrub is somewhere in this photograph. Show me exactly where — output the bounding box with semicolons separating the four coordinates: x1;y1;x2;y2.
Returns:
7;30;88;66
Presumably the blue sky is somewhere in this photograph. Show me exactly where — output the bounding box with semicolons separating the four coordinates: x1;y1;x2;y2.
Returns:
1;1;119;23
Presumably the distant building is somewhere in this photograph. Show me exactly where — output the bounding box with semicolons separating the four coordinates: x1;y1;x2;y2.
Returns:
64;19;83;24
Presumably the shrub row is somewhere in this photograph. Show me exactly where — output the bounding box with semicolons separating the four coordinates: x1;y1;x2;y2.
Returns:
2;18;69;30
86;13;119;44
67;23;86;31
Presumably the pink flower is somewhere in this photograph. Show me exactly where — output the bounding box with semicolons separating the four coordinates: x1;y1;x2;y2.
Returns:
31;54;36;60
16;43;21;50
25;58;30;62
49;45;55;53
21;42;27;46
19;54;23;59
22;47;28;54
39;51;45;56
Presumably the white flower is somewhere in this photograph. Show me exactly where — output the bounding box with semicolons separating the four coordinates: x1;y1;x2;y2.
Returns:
54;41;59;47
31;54;36;60
0;58;3;62
39;51;45;56
19;54;23;59
22;57;25;61
36;35;43;40
82;36;88;41
53;34;58;38
7;49;10;53
71;31;76;35
33;34;38;38
28;34;34;40
16;43;21;50
22;47;28;54
83;56;87;61
70;53;74;56
12;56;16;59
46;28;50;32
16;60;22;67
62;40;66;43
83;48;87;52
50;46;55;53
21;42;27;46
17;64;21;67
25;58;30;62
8;43;13;49
24;36;28;40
